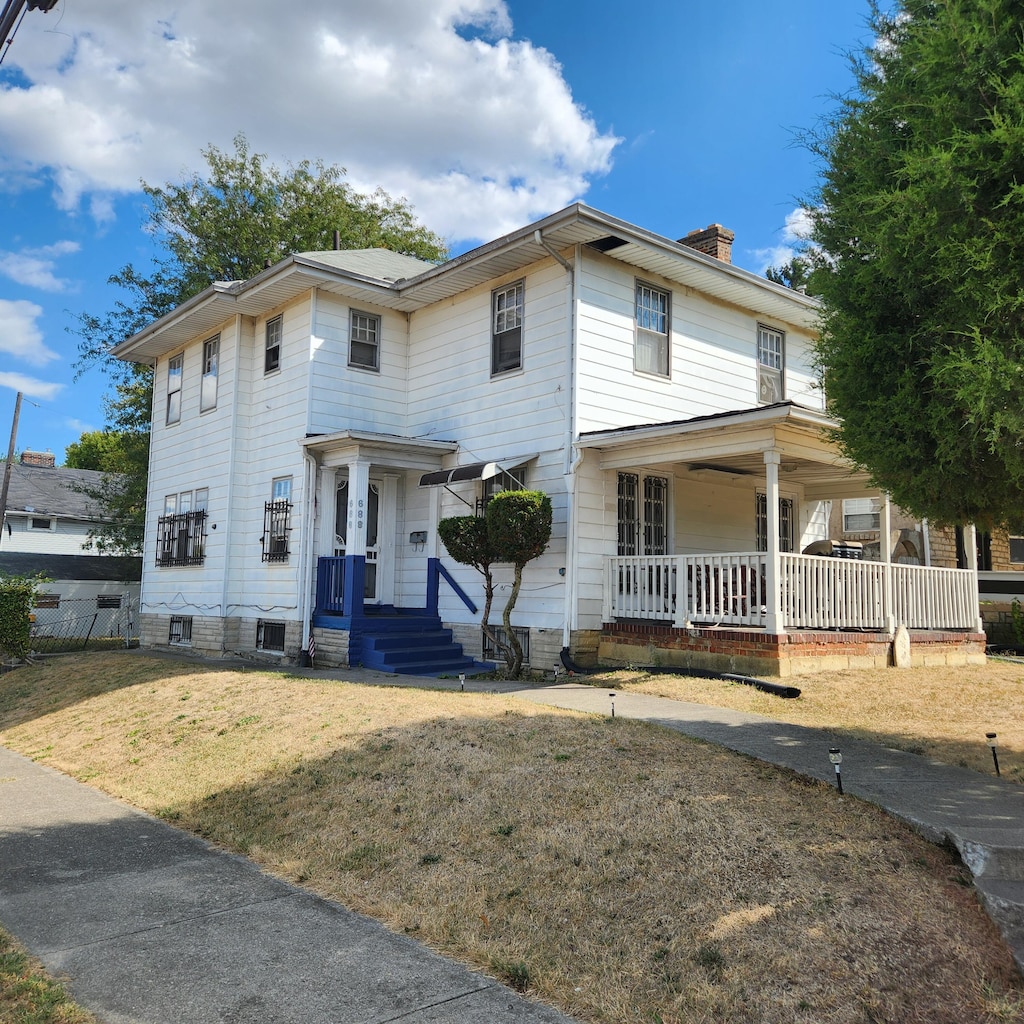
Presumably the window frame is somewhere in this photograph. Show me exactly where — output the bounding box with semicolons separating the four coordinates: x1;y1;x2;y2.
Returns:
168;615;193;645
256;619;287;653
842;497;881;533
756;324;785;404
265;315;282;374
166;353;183;425
200;335;220;412
491;281;524;376
348;309;381;372
263;477;293;563
29;516;54;531
634;280;671;378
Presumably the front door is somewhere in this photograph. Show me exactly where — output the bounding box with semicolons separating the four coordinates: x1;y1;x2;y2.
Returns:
335;479;382;601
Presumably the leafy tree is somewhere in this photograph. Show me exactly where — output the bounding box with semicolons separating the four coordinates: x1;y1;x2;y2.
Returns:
438;490;552;679
0;575;38;661
765;256;816;294
808;0;1024;527
74;133;447;550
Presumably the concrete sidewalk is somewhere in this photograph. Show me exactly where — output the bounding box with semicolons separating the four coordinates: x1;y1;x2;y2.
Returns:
511;682;1024;974
0;743;579;1024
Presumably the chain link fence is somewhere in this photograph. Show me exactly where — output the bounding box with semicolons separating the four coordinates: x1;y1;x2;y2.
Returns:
29;593;139;654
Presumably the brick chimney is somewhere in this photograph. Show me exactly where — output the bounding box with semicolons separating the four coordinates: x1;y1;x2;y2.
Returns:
20;449;55;468
679;224;735;264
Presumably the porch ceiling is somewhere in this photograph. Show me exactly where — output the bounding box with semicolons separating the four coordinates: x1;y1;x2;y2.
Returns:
578;402;875;494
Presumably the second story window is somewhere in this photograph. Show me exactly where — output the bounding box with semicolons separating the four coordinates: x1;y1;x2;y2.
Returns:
265;315;282;374
166;353;183;424
635;282;670;377
201;335;220;411
492;281;523;375
757;324;784;404
349;310;380;371
263;477;292;562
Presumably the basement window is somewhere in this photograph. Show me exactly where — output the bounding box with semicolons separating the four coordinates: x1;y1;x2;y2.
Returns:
482;625;530;663
169;616;193;645
256;619;286;653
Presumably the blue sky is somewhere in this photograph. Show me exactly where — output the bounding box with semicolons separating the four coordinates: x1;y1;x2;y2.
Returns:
0;0;873;462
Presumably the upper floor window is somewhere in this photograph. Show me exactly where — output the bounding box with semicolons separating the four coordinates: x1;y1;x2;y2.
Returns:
156;508;208;567
263;477;293;562
166;353;183;424
757;325;784;404
635;282;670;377
29;517;54;531
477;463;530;515
842;497;880;533
201;335;219;411
491;281;523;375
349;310;380;371
265;315;282;374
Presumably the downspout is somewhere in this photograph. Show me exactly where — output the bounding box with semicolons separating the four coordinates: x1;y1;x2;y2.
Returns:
532;230;578;651
299;448;318;657
220;314;244;648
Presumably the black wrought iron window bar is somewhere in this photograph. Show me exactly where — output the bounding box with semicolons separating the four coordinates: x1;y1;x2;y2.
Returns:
156;509;208;567
262;500;292;562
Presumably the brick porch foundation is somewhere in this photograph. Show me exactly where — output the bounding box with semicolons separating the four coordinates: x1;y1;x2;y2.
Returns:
598;621;987;678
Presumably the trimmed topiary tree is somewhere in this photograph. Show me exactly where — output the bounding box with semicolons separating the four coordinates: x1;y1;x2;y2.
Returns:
439;490;552;679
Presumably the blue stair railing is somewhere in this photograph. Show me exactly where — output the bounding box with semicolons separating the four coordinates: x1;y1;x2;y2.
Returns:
426;558;477;616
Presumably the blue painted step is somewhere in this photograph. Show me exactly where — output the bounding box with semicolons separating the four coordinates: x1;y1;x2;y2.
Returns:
351;608;492;676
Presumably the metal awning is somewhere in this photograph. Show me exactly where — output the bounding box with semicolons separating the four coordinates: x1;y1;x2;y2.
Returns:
418;456;536;487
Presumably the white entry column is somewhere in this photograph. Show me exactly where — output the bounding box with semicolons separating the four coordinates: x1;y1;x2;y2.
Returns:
346;459;371;559
763;450;785;635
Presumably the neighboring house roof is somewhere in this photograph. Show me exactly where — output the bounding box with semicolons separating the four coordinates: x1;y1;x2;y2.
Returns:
0;552;142;582
3;463;108;520
113;204;821;364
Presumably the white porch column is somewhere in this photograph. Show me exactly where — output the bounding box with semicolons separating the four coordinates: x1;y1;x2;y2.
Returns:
378;473;399;605
881;492;895;632
319;467;338;555
966;524;985;633
763;450;785;635
346;459;371;558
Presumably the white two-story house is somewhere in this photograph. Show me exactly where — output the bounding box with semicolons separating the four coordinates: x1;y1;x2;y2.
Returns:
113;205;984;677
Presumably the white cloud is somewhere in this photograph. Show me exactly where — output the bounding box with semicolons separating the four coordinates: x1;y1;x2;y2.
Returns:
0;371;63;400
750;206;815;274
0;298;60;364
0;0;620;243
0;240;80;291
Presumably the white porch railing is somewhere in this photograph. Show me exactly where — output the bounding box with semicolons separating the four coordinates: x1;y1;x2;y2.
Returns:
604;553;978;631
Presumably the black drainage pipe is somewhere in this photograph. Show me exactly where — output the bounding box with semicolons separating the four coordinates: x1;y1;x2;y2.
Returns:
558;649;801;699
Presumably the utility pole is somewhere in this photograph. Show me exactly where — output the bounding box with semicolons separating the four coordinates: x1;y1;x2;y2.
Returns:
0;391;22;548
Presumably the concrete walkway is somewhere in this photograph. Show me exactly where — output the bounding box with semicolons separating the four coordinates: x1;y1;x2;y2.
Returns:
2;657;1023;1023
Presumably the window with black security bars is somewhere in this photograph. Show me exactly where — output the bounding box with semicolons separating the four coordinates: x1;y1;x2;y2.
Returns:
156;509;208;566
257;619;286;651
482;625;530;662
262;500;292;562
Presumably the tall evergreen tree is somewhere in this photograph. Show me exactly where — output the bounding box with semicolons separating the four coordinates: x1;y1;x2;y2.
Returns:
809;0;1024;526
74;134;446;551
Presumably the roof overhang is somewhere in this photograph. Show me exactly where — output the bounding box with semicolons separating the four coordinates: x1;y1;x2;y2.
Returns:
112;203;820;365
299;430;458;473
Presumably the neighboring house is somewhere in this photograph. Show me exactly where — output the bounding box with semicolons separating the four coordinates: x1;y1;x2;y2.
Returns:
112;204;984;677
0;450;141;642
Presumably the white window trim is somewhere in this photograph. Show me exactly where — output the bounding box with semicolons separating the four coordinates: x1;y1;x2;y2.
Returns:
757;324;785;404
491;281;524;376
634;280;671;378
166;353;183;425
200;335;219;412
348;309;381;372
265;315;282;375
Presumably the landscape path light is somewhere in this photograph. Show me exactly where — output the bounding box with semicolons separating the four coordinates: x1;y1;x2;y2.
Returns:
609;692;616;718
986;732;1000;776
829;747;844;795
459;673;465;692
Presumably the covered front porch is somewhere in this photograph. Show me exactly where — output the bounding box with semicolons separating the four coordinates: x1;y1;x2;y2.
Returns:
577;403;985;676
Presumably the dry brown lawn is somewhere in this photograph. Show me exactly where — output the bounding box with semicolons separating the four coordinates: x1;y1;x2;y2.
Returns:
592;659;1024;783
1;651;1023;1024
